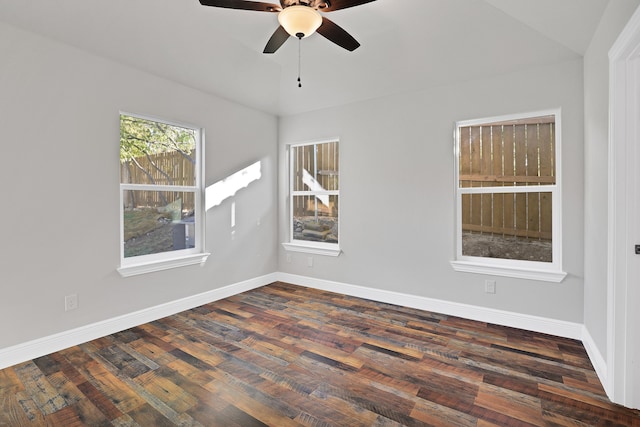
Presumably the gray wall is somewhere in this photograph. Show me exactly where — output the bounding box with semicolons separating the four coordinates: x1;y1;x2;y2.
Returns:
0;22;278;349
279;59;586;325
583;0;640;356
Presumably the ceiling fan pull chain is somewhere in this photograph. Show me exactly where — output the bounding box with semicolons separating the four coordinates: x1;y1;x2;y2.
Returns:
297;34;303;88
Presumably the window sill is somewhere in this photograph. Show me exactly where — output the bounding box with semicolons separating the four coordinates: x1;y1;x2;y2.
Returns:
450;260;567;283
118;252;210;277
282;243;341;257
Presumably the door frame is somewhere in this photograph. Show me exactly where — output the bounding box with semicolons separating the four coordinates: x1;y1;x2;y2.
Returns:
607;5;640;409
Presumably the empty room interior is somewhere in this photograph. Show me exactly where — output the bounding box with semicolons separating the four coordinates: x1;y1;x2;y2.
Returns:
1;0;640;425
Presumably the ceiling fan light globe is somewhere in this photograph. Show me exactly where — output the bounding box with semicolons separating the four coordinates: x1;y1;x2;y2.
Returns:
278;5;322;38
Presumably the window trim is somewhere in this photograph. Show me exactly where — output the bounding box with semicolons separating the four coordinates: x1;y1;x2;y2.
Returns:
450;109;566;282
118;112;209;277
284;138;341;256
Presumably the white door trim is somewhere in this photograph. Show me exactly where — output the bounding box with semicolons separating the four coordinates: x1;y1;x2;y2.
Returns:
607;5;640;409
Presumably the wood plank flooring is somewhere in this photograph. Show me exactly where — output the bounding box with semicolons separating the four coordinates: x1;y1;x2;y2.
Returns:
1;282;639;426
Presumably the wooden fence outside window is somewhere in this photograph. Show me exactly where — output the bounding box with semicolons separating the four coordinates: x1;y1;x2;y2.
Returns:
292;141;339;218
459;116;555;240
121;150;196;211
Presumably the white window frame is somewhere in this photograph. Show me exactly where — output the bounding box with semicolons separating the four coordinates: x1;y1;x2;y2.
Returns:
282;139;341;257
117;112;209;277
450;109;566;282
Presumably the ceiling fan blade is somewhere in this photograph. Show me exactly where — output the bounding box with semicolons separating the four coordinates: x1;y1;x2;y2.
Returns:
316;17;360;51
321;0;376;12
264;26;290;53
199;0;281;12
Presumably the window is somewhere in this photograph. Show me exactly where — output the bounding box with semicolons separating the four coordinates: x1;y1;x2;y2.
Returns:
451;110;566;282
118;113;208;277
283;140;340;256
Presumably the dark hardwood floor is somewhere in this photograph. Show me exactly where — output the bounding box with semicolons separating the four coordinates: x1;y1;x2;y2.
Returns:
1;282;639;426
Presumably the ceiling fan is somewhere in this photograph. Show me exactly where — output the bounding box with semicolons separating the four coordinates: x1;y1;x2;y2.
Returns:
198;0;377;53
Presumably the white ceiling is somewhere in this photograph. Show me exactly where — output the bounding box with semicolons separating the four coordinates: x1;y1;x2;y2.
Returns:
0;0;609;116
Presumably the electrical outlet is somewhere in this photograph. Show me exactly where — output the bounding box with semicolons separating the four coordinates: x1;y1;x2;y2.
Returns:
307;257;313;267
485;280;496;294
286;253;292;263
65;294;78;311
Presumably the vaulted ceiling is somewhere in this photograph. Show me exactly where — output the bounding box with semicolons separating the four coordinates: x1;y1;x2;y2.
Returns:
0;0;609;116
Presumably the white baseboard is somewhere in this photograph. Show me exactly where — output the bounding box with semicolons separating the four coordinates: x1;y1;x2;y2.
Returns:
0;273;277;370
276;273;584;340
581;326;608;393
0;272;592;373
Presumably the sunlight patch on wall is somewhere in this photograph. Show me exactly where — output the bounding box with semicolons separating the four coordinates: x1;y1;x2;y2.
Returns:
205;161;262;211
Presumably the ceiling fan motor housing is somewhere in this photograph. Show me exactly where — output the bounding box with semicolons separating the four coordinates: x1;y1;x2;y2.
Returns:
281;0;330;10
